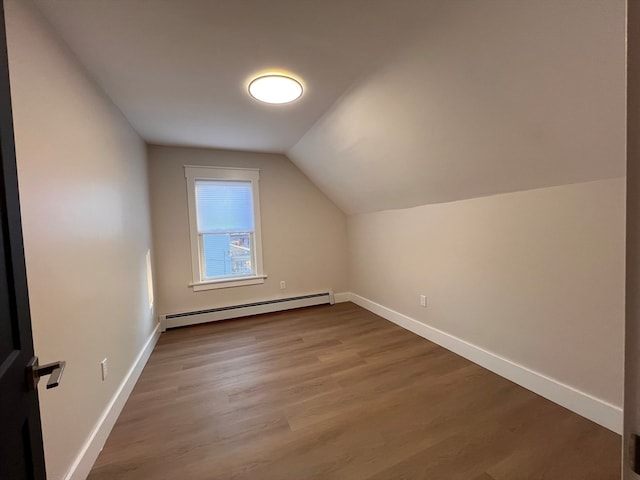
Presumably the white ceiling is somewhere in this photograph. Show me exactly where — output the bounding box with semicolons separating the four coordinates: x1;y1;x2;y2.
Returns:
33;0;435;153
34;0;626;214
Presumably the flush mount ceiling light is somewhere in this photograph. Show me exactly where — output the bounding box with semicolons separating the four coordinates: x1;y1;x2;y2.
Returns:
248;74;303;104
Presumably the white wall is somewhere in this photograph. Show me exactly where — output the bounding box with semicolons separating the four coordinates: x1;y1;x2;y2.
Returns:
6;1;156;478
349;178;625;410
147;145;348;315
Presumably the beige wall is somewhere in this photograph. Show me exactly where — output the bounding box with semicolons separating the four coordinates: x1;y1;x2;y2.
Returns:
348;178;625;406
6;1;156;479
147;145;348;315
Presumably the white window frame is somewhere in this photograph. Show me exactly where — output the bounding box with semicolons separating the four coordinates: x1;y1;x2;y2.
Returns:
185;165;266;291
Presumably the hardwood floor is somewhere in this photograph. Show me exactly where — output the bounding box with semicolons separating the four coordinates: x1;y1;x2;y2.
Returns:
88;303;620;479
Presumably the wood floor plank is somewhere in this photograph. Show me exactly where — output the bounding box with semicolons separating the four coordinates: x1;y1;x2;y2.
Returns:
88;303;620;480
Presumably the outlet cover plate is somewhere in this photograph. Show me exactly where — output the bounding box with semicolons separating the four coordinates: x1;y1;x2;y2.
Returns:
101;358;108;381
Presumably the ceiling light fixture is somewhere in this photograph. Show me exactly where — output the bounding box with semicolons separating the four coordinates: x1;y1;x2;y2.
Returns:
248;74;303;104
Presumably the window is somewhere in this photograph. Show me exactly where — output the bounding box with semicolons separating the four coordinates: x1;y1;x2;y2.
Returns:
185;166;265;291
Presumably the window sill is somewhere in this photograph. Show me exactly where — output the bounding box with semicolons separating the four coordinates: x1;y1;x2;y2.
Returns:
189;275;267;291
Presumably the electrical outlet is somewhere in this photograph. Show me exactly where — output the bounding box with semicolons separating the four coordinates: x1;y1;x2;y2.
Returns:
101;358;108;381
420;295;427;307
280;280;286;289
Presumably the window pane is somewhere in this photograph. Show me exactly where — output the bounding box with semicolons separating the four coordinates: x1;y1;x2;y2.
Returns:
195;180;254;233
202;233;253;278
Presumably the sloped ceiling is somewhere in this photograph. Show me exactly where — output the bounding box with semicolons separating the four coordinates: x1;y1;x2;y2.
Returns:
32;0;436;153
289;0;626;214
33;0;625;215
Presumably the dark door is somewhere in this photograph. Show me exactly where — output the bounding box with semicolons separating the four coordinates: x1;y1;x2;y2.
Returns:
0;0;47;478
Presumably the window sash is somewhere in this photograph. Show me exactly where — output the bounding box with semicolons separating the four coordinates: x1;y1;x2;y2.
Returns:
185;166;264;288
198;232;256;280
194;179;255;234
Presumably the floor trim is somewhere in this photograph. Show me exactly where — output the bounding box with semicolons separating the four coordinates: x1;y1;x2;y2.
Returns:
345;292;622;434
333;292;352;304
64;323;161;480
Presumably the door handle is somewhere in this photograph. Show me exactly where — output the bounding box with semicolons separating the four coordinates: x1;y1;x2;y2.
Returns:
26;357;66;390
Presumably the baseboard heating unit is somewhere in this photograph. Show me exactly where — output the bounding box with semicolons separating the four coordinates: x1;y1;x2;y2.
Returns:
160;291;335;330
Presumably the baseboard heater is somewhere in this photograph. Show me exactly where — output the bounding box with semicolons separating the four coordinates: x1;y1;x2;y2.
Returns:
160;291;335;330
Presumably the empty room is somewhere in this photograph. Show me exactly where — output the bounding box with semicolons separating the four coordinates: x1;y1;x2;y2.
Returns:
2;0;638;479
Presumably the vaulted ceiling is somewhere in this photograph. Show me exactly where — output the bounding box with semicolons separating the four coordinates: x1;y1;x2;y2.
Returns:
34;0;625;214
33;0;436;153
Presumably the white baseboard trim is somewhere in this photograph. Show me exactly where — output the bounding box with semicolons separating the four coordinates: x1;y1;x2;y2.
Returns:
333;292;352;304
65;322;161;480
346;292;622;434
